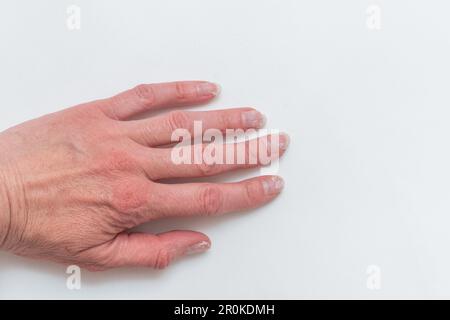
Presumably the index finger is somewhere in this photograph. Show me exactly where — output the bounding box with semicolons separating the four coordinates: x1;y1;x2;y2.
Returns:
98;81;220;120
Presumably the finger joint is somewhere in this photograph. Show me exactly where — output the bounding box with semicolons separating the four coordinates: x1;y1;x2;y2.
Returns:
198;185;223;216
132;84;156;106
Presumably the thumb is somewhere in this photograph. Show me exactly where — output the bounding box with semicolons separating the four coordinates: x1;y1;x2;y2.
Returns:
97;231;211;269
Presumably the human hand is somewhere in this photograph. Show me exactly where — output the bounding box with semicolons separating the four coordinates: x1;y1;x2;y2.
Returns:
0;81;288;270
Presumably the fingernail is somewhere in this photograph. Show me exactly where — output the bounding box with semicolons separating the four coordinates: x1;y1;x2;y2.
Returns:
279;133;290;150
186;241;211;255
241;110;266;128
262;176;285;195
197;82;220;98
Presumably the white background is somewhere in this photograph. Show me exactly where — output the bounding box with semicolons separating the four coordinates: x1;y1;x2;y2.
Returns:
1;0;450;299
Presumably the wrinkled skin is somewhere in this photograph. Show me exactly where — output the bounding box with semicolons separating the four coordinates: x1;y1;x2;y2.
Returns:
0;81;288;271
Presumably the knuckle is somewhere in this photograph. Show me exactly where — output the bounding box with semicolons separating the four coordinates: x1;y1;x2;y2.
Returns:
196;161;218;176
132;84;156;105
167;110;190;131
111;181;148;214
175;81;191;101
244;181;261;205
198;185;223;216
216;112;231;129
154;248;171;269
